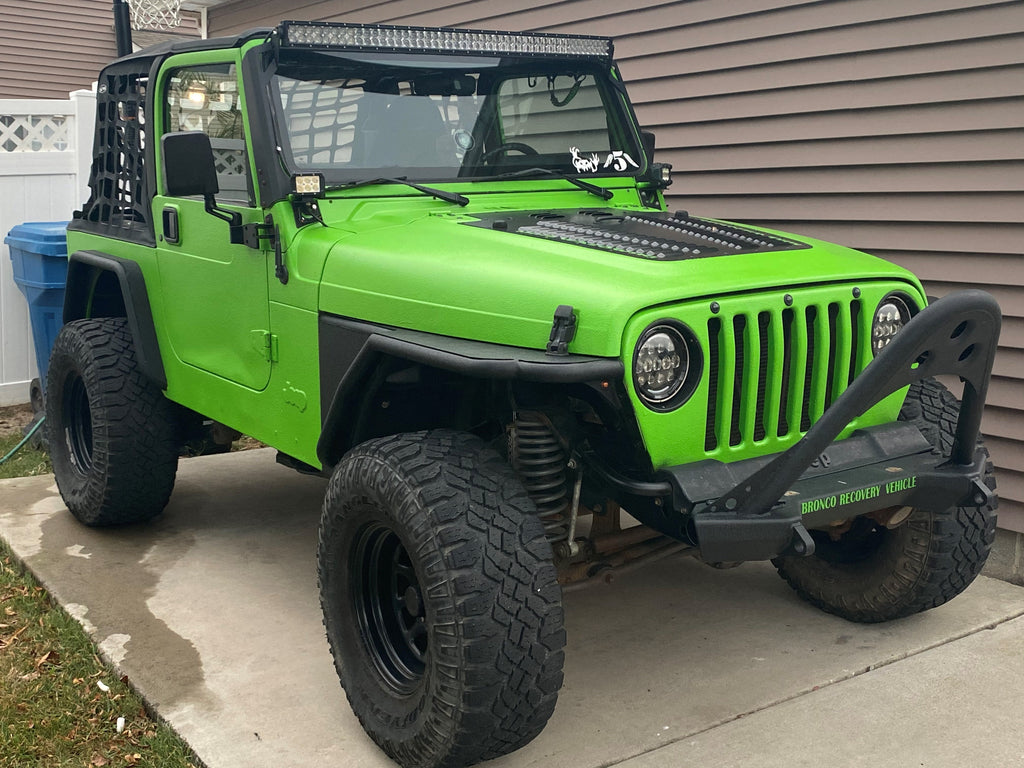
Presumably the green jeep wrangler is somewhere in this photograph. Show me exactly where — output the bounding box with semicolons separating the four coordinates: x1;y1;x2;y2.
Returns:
48;20;1000;768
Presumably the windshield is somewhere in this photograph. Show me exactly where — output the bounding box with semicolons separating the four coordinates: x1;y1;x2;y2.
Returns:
270;51;643;183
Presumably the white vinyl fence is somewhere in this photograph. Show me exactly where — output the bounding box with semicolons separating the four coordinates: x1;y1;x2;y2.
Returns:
0;90;95;406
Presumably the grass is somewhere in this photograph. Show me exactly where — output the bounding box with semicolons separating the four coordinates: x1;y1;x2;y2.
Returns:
0;431;52;480
0;544;201;768
0;404;51;480
0;404;201;767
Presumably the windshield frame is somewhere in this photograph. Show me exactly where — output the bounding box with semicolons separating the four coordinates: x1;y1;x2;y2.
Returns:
265;48;647;187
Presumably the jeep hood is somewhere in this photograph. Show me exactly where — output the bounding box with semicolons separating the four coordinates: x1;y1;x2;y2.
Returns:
315;204;924;358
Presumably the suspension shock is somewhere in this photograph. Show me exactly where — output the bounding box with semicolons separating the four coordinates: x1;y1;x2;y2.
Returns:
508;412;570;544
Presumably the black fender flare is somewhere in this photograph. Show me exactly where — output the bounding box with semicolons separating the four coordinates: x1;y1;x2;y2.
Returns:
316;315;624;469
63;250;167;388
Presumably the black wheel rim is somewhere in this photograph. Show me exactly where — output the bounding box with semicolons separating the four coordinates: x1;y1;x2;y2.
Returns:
62;373;94;475
351;522;427;694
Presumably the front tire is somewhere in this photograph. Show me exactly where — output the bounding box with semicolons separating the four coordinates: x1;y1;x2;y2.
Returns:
772;378;997;623
46;318;178;526
317;430;565;768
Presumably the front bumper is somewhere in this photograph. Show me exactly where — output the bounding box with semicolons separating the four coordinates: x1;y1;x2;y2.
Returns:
592;290;1001;562
665;423;994;562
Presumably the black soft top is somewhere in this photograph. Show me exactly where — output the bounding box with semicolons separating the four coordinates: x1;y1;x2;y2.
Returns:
115;28;273;62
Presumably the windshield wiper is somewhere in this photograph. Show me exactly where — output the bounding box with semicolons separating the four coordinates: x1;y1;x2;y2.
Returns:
493;167;614;200
326;176;468;206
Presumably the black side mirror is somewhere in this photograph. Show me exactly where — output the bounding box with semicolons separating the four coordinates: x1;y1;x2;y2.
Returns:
162;131;219;197
639;129;672;190
641;130;656;161
161;131;244;243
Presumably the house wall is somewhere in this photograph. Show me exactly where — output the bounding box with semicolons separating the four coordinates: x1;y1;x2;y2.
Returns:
209;0;1024;530
0;1;205;100
0;0;117;99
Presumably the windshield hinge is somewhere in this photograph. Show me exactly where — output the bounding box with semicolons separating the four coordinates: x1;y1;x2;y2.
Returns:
546;305;577;356
243;216;288;285
242;220;275;250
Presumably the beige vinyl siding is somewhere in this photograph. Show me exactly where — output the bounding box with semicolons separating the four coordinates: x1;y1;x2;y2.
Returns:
0;3;203;99
209;0;1024;531
0;0;117;98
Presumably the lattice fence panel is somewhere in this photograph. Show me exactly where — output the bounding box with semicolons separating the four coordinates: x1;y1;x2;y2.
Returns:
212;145;247;176
0;114;71;152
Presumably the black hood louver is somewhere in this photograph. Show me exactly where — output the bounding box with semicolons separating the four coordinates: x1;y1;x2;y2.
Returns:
464;209;809;261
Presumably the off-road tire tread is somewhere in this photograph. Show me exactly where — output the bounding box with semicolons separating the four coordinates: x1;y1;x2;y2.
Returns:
772;378;997;623
46;318;178;525
317;430;565;768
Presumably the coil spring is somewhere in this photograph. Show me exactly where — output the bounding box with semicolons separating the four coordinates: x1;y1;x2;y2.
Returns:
509;412;570;543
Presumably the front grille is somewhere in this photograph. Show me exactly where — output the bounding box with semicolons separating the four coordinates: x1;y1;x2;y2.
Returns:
704;297;864;451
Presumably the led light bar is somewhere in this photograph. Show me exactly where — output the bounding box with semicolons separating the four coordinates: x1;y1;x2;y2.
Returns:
279;21;613;59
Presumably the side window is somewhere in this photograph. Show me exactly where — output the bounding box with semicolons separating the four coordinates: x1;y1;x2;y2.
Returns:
165;64;252;204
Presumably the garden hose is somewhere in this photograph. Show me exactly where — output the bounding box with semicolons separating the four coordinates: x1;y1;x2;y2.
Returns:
0;416;46;465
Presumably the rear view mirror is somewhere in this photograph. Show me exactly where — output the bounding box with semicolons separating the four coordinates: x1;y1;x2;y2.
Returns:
412;74;476;97
163;131;219;197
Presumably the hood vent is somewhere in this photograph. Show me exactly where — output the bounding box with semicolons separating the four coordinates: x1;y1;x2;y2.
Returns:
465;209;808;261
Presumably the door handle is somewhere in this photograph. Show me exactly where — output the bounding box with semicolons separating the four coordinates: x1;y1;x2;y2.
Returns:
162;206;180;245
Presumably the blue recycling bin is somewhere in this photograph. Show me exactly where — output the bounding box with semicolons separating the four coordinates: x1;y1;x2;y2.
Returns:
5;221;70;396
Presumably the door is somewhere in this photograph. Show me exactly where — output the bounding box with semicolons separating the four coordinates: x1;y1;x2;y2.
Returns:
154;61;272;391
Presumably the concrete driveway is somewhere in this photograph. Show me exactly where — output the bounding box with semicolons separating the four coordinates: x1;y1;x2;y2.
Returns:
2;448;1024;768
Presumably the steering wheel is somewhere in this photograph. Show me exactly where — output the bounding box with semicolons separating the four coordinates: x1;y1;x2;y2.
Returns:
480;141;539;163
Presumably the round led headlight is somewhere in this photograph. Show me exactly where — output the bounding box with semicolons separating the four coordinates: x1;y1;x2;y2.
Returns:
632;322;698;410
871;294;915;356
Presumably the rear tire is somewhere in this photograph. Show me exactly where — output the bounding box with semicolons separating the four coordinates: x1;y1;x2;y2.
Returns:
318;430;565;768
46;318;178;526
772;378;997;623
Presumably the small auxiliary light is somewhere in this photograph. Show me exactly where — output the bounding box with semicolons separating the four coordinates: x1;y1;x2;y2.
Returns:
292;172;325;198
646;162;673;190
280;21;613;59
